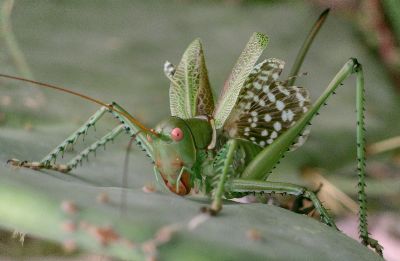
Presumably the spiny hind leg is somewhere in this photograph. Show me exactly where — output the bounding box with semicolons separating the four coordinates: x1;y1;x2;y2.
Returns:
231;59;383;255
291;182;323;214
225;179;337;229
309;60;382;255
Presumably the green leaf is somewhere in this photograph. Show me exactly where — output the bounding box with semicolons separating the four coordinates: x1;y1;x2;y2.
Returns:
0;164;381;261
213;32;268;129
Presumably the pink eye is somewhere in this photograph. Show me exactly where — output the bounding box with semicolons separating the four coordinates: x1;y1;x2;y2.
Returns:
171;128;184;141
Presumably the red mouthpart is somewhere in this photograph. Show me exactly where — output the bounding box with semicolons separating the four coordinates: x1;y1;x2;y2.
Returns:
161;172;191;196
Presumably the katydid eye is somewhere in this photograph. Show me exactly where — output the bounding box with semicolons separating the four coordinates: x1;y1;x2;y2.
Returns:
171;128;183;141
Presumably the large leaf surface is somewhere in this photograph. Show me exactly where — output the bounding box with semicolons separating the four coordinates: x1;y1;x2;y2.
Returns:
0;0;398;259
0;159;381;261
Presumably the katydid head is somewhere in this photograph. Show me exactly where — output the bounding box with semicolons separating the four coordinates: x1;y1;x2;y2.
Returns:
151;116;197;195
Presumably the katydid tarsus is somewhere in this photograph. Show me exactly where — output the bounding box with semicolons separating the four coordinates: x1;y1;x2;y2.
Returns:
3;9;383;255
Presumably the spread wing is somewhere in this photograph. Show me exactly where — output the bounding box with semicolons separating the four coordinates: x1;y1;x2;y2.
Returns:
223;58;311;149
213;32;268;129
167;39;214;118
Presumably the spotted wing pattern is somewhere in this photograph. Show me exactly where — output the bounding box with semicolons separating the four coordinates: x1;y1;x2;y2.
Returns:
223;58;311;149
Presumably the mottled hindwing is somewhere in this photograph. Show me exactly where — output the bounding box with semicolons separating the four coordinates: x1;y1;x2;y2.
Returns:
213;32;268;129
168;39;214;118
223;58;311;149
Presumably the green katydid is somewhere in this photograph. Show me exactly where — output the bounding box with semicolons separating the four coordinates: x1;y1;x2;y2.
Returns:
3;9;383;256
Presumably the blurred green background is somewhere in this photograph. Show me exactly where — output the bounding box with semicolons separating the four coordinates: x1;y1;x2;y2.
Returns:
0;0;399;260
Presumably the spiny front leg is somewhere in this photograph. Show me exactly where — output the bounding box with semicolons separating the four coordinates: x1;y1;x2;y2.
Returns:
202;140;238;215
47;101;154;170
7;159;71;172
66;124;126;170
8;124;126;172
7;106;108;171
7;101;154;174
41;107;109;166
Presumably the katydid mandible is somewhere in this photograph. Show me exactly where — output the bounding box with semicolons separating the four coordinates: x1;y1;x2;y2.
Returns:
3;9;383;256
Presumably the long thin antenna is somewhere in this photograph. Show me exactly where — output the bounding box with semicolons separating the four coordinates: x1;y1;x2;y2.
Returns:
0;73;156;135
288;8;330;86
